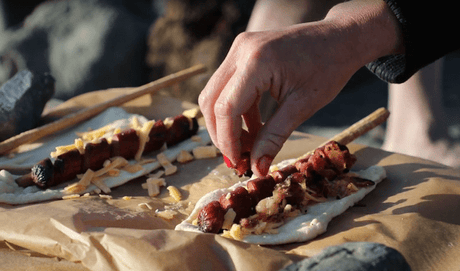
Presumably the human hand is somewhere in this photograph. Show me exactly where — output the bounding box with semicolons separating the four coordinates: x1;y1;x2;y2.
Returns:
199;1;403;177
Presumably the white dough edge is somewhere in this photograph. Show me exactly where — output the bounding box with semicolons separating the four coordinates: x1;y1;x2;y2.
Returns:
175;161;386;245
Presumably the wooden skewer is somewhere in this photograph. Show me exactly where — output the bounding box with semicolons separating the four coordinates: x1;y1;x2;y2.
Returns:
298;107;390;159
326;107;390;146
0;64;207;155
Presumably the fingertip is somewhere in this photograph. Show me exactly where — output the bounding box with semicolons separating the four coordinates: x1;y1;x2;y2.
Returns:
251;154;274;177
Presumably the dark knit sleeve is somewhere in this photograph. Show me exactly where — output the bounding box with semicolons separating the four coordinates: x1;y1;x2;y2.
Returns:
366;1;460;83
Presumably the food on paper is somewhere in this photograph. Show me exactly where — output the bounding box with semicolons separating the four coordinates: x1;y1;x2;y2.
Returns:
192;146;218;159
99;194;113;199
177;150;194;163
62;194;80;200
16;110;199;190
167;186;182;202
0;107;212;205
176;141;386;245
157;152;178;176
191;135;202;142
138;202;153;210
146;178;166;197
155;209;178;220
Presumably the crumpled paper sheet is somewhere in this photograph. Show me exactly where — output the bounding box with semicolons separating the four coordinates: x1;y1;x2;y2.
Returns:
1;89;460;271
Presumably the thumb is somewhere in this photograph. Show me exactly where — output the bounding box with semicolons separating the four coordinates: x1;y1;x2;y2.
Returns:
250;92;316;176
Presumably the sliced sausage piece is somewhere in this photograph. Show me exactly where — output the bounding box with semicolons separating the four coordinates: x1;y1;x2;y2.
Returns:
110;128;140;160
219;186;254;222
144;120;167;153
82;138;111;171
165;115;194;147
271;164;297;183
197;201;226;233
247;175;276;203
53;149;83;184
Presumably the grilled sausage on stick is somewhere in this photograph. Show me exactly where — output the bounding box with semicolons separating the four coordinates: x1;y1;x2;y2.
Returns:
15;112;199;189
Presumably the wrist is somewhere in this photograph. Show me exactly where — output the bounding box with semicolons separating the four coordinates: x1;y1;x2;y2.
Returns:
324;0;404;67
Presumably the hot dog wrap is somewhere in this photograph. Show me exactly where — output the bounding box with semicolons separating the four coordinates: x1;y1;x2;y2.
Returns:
0;107;211;205
176;157;386;245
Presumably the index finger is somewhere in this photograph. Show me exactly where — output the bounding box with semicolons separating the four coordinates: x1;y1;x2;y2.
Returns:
214;65;271;164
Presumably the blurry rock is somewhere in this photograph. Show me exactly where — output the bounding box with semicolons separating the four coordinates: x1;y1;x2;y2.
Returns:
0;0;43;29
0;0;156;100
280;242;411;271
0;69;54;141
146;0;255;103
0;1;5;31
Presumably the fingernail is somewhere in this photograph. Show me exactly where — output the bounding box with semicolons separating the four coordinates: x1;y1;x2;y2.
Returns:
223;155;233;168
257;155;274;176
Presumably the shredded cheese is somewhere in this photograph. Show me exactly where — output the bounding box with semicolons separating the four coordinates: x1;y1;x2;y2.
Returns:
192;218;198;226
190;135;202;142
130;116;142;130
157;152;177;176
62;194;80;200
192;146;218;159
63;169;95;194
148;170;165;179
155;209;178;220
138;202;153;210
50;143;76;158
95;157;129;177
222;208;236;230
177;150;194;163
347;182;359;192
167;186;182;202
134;120;156;161
138;158;157;165
91;177;111;194
182;107;200;119
145;178;166;197
122;164;144;173
222;224;244;240
76;124;112;142
107;169;120;177
164;117;174;129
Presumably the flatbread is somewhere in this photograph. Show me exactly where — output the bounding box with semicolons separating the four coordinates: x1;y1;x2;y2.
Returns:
0;107;211;205
175;158;386;245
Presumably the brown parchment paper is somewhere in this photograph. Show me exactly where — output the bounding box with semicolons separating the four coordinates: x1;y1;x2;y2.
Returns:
1;89;460;271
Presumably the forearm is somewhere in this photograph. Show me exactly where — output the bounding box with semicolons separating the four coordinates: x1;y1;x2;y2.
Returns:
247;0;344;31
324;0;404;69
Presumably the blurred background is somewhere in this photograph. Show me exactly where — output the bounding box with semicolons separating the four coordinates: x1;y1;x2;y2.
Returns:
1;0;459;148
